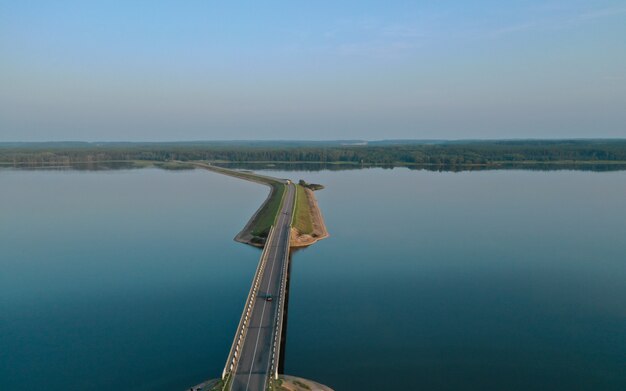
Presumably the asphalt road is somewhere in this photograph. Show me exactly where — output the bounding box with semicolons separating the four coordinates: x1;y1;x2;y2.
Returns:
229;183;295;391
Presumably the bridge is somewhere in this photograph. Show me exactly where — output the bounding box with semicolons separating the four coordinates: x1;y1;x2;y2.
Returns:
221;181;296;391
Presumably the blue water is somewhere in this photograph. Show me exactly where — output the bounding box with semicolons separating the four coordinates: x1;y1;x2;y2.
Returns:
1;167;625;390
0;168;267;390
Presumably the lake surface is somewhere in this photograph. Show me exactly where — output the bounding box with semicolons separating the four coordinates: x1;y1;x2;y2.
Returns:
1;167;625;390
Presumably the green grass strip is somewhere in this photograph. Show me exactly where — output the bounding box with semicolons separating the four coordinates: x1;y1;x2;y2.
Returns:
292;184;313;235
250;183;285;237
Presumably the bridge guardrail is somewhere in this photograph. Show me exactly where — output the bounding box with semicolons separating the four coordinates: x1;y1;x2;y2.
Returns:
268;226;291;382
269;184;296;382
222;224;277;381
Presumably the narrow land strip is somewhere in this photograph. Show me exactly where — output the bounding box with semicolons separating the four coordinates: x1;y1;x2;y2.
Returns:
290;185;329;248
191;162;287;246
192;162;328;248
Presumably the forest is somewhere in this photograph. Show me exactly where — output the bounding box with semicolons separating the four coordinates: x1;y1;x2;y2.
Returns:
2;140;626;168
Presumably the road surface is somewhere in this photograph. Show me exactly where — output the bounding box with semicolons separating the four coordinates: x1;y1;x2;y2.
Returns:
229;182;295;391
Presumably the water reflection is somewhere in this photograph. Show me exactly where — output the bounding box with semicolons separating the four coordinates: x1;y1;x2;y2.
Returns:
214;161;626;172
1;167;625;391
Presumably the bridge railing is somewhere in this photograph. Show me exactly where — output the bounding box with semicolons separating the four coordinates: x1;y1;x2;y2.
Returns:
222;224;277;380
269;187;296;381
269;226;291;381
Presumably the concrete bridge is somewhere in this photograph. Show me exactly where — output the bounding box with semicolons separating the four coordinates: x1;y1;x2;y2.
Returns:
186;166;333;391
221;182;295;391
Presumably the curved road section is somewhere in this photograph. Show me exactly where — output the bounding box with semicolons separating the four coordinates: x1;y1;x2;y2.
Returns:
228;183;295;391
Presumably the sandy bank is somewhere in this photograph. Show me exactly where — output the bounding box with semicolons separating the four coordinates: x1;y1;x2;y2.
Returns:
290;187;329;248
271;375;334;391
188;375;334;391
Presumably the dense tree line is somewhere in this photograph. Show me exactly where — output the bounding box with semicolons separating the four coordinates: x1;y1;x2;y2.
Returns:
2;140;626;167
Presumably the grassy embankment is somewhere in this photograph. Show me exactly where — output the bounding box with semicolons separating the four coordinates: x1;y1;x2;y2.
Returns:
250;182;285;238
191;162;286;245
290;181;329;247
292;184;313;235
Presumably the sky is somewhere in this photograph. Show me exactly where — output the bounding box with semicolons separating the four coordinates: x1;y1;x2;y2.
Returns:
1;0;625;141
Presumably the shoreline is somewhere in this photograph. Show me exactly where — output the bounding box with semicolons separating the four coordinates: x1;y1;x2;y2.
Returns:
233;182;276;248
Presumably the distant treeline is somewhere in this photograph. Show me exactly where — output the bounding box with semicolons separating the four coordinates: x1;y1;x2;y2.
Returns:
2;140;626;167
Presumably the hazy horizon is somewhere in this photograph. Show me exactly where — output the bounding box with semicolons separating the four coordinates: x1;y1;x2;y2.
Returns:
3;137;626;144
2;1;625;141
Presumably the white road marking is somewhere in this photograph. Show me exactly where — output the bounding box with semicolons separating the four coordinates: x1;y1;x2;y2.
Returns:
244;218;285;391
233;185;294;391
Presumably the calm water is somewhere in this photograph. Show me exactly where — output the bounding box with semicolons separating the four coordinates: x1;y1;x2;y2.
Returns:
1;167;625;390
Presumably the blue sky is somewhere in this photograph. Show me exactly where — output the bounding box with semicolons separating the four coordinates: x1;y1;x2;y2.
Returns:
1;0;625;141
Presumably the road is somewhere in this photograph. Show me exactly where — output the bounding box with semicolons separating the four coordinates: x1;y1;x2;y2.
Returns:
229;182;295;391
